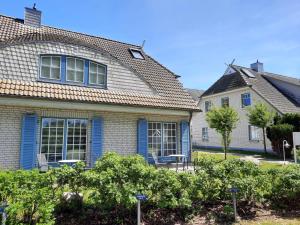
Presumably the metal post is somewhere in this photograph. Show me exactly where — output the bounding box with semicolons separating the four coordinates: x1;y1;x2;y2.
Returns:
232;192;237;221
2;212;6;225
137;199;141;225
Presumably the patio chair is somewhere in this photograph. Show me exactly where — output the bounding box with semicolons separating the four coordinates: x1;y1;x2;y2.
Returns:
151;152;169;169
37;153;49;172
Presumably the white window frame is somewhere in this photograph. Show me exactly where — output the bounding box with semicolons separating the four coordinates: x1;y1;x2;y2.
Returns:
89;61;106;86
148;122;177;157
40;118;65;163
249;125;260;141
205;100;212;112
66;119;87;160
221;97;229;107
40;56;61;80
66;57;84;83
40;118;88;163
202;127;209;141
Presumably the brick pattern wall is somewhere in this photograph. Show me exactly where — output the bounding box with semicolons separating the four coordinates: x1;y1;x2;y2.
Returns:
191;87;274;151
0;105;188;170
0;42;154;94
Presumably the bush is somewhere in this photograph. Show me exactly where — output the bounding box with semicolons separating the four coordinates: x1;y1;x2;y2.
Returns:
1;153;300;224
0;170;56;225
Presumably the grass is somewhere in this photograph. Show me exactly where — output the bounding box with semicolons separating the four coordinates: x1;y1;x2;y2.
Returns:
192;151;285;170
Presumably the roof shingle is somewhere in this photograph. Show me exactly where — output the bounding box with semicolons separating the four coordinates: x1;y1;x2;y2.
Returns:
0;15;199;111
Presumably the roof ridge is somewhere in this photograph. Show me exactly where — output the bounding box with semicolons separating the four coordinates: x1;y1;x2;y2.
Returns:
0;14;142;48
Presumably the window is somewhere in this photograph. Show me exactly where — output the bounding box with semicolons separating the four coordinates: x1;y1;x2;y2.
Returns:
40;56;61;80
89;62;106;86
40;118;64;163
221;97;229;107
39;55;108;88
40;118;88;163
202;127;208;141
67;119;87;160
129;48;145;59
148;122;177;157
249;125;260;141
67;58;84;83
205;101;212;112
241;93;251;108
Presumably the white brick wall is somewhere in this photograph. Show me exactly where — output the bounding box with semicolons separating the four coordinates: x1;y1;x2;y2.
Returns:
0;42;154;94
191;87;275;152
0;105;188;170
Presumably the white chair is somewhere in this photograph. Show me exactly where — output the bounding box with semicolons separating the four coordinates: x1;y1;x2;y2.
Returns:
37;153;49;172
151;152;168;168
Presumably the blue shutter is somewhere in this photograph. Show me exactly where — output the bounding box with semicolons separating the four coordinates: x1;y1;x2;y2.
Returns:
137;119;148;160
91;117;103;166
20;114;38;170
181;121;190;161
61;56;66;83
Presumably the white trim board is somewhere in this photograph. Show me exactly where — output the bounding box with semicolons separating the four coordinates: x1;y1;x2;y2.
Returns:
0;97;190;116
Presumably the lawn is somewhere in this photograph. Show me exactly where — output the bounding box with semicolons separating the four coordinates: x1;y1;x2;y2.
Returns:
192;150;286;170
237;217;300;225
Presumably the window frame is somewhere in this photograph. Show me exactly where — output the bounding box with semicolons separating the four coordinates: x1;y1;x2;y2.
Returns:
38;55;107;89
88;61;107;87
204;100;212;112
241;93;251;108
129;48;145;60
148;121;177;157
221;97;229;107
39;55;62;81
202;127;209;141
66;57;85;83
249;125;260;141
39;117;88;164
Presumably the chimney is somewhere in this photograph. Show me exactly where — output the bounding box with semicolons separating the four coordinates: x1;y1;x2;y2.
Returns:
24;4;42;28
250;60;264;72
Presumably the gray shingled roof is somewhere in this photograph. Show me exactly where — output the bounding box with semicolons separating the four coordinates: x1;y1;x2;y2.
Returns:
201;72;248;97
232;65;299;114
0;15;199;111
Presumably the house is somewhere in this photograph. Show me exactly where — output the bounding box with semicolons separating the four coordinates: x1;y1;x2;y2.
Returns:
186;88;204;147
191;61;300;152
0;7;199;170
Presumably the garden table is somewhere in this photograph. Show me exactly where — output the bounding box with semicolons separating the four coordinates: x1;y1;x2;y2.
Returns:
168;154;185;172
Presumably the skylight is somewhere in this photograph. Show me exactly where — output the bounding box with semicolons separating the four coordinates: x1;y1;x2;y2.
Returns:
241;68;256;78
129;48;145;60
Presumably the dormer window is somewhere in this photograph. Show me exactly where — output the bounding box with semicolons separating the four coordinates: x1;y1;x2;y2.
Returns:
66;57;84;83
129;48;145;60
89;62;106;86
40;56;61;80
39;55;107;88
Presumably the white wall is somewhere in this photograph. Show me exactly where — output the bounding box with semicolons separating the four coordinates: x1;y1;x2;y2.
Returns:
191;87;276;151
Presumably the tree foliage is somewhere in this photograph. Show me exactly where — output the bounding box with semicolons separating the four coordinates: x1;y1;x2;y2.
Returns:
247;102;274;153
206;107;239;159
267;113;300;156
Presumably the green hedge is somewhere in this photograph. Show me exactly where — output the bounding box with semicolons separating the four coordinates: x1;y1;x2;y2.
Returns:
0;153;300;224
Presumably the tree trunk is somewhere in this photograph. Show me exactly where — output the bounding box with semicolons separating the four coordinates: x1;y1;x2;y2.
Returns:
262;128;267;154
223;134;227;160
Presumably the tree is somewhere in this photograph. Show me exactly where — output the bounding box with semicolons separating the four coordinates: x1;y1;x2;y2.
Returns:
247;102;274;154
206;107;239;160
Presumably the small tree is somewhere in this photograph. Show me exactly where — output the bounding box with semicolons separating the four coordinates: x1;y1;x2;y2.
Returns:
247;103;274;154
206;107;239;160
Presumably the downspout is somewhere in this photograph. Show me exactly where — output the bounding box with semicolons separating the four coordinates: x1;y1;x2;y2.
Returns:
189;111;193;161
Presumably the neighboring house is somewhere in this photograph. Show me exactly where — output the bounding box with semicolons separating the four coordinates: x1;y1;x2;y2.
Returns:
192;61;300;152
0;7;199;170
186;88;204;147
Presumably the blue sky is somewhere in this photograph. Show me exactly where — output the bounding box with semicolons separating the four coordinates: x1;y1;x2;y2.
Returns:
1;0;300;90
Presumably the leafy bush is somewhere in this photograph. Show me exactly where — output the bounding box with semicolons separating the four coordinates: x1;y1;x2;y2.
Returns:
0;170;56;225
1;153;300;224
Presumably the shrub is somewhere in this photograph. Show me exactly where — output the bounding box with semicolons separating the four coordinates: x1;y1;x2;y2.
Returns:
0;170;56;225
